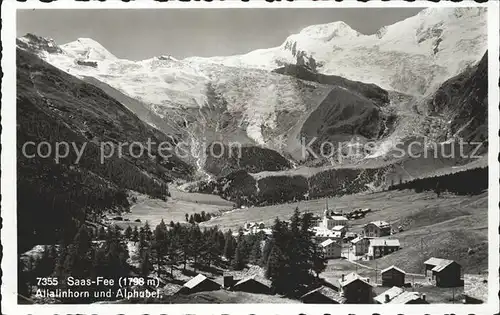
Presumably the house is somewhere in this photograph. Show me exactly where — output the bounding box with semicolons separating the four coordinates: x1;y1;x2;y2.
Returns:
320;239;342;259
343;232;357;242
463;274;488;304
380;266;406;287
314;227;342;242
332;225;347;236
368;239;400;259
363;221;391;237
424;257;462;287
337;273;374;304
374;286;428;304
321;209;348;230
300;286;346;304
351;236;372;256
176;274;220;294
231;275;270;294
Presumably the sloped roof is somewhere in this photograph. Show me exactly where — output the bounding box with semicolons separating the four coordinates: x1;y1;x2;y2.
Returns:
183;274;209;289
424;257;459;272
338;272;373;287
301;286;346;304
320;239;340;248
380;265;406;275
369;238;400;247
375;287;425;304
350;236;372;244
332;225;346;231
233;275;268;288
330;216;348;221
374;286;404;303
315;228;341;238
391;291;425;304
365;221;390;228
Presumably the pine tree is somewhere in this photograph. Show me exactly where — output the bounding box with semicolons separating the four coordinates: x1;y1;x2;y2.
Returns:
185;213;189;222
189;215;195;225
223;230;235;261
143;221;152;240
124;225;133;239
232;232;245;270
140;251;153;278
250;239;262;264
18;258;32;297
131;226;139;243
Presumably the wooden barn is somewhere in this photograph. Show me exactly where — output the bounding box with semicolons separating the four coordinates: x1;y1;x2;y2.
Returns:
300;286;346;304
381;265;406;287
424;257;462;287
177;274;220;294
231;275;269;294
337;273;374;304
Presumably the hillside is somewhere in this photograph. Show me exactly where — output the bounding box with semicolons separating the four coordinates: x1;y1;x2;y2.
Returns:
202;189;488;274
424;52;488;143
17;49;194;250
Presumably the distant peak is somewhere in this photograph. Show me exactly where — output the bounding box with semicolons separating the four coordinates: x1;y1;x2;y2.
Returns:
17;33;62;54
299;21;359;40
62;37;118;61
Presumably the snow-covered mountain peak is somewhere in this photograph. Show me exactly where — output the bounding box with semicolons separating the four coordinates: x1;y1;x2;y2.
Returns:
17;33;62;55
188;7;486;95
297;20;360;41
61;37;118;61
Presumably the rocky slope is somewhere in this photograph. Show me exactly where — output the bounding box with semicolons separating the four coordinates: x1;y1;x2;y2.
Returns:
17;49;193;250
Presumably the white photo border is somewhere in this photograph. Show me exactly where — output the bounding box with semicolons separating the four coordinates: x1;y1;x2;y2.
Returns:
2;1;499;314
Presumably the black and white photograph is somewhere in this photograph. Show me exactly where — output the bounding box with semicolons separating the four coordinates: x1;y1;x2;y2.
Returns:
1;1;499;314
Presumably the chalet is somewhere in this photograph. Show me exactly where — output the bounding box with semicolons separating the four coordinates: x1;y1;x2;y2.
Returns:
351;236;372;256
320;239;342;259
300;286;346;304
231;275;269;294
463;274;488;304
337;273;374;304
176;274;220;294
363;221;391;237
374;286;428;304
368;239;400;259
424;257;462;287
380;266;406;287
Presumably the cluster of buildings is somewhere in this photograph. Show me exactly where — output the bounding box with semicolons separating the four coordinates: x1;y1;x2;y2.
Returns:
313;209;349;259
300;257;465;304
234;222;272;237
175;255;468;304
349;220;401;260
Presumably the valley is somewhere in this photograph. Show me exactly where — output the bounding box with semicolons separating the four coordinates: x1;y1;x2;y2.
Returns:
15;6;491;305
